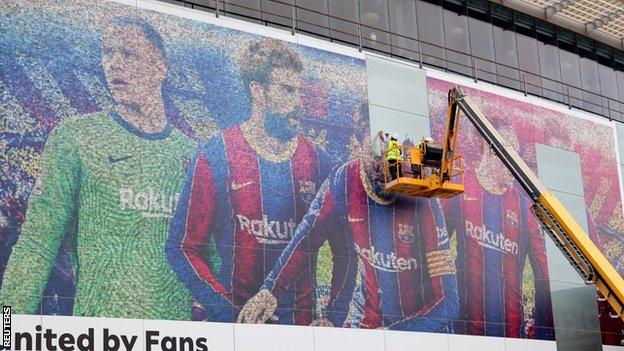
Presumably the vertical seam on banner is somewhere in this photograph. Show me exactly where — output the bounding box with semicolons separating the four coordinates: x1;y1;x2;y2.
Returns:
611;122;624;229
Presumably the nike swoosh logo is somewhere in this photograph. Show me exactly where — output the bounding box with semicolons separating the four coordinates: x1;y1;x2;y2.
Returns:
108;155;133;164
231;181;254;190
463;194;478;201
348;215;364;223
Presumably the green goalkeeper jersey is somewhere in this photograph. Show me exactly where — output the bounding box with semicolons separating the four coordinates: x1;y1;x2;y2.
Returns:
0;110;197;320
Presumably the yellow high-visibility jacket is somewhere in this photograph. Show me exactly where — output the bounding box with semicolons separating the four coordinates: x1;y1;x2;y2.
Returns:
387;140;402;161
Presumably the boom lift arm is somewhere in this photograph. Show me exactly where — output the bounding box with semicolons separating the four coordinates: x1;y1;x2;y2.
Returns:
382;90;465;198
449;85;624;321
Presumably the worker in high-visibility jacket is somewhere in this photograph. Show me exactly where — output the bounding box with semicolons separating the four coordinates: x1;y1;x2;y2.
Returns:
386;133;403;180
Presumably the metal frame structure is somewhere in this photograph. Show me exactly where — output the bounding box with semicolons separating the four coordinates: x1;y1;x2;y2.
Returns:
518;0;624;40
164;0;624;123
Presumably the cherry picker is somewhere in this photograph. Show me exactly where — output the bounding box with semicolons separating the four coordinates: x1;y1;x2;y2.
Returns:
383;85;624;321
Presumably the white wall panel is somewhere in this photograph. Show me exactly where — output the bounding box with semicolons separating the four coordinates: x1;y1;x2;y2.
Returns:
9;315;566;351
448;334;506;351
314;326;352;351
384;330;450;351
351;328;385;351
505;338;558;351
274;324;314;351
234;323;276;351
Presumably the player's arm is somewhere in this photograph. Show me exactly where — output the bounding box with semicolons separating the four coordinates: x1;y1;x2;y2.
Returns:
388;199;459;332
323;168;357;327
0;125;80;313
289;162;357;327
238;168;351;323
317;147;336;181
323;230;358;327
266;176;337;294
275;166;357;328
166;150;233;310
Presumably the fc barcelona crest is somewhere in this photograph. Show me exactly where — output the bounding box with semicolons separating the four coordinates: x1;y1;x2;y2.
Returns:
398;223;415;244
299;180;317;203
506;209;518;227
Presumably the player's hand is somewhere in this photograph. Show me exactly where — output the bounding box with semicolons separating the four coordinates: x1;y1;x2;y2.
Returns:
237;289;277;324
310;318;334;327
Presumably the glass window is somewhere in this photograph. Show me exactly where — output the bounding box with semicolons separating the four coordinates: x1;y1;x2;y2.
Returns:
599;64;620;120
513;11;534;37
442;0;465;14
579;58;602;114
559;49;583;109
557;27;575;52
493;27;519;90
468;17;496;83
535;19;556;45
599;65;618;100
261;0;293;29
416;0;446;67
360;0;391;52
615;50;624;71
596;43;613;67
491;3;512;30
223;0;261;23
389;0;419;61
443;9;472;76
328;0;359;46
516;34;540;95
295;0;330;37
577;35;595;60
538;42;563;103
467;0;489;21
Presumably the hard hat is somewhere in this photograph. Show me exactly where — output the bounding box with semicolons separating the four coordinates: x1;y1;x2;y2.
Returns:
391;133;399;140
424;137;434;143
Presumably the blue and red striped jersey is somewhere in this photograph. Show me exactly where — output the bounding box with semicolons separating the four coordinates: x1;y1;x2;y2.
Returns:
263;159;459;330
167;124;334;324
444;169;554;338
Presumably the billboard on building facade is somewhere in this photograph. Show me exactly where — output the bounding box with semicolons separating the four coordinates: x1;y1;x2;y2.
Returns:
0;0;369;325
428;77;624;343
1;0;623;345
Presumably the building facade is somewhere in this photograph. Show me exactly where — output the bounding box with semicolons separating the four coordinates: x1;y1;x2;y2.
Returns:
1;0;624;350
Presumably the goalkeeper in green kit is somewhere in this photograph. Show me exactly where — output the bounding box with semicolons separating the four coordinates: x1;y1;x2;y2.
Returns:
0;18;197;320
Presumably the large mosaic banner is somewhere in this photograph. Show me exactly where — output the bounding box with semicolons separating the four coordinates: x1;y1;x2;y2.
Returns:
0;0;370;325
0;0;466;337
6;0;621;344
428;76;624;343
